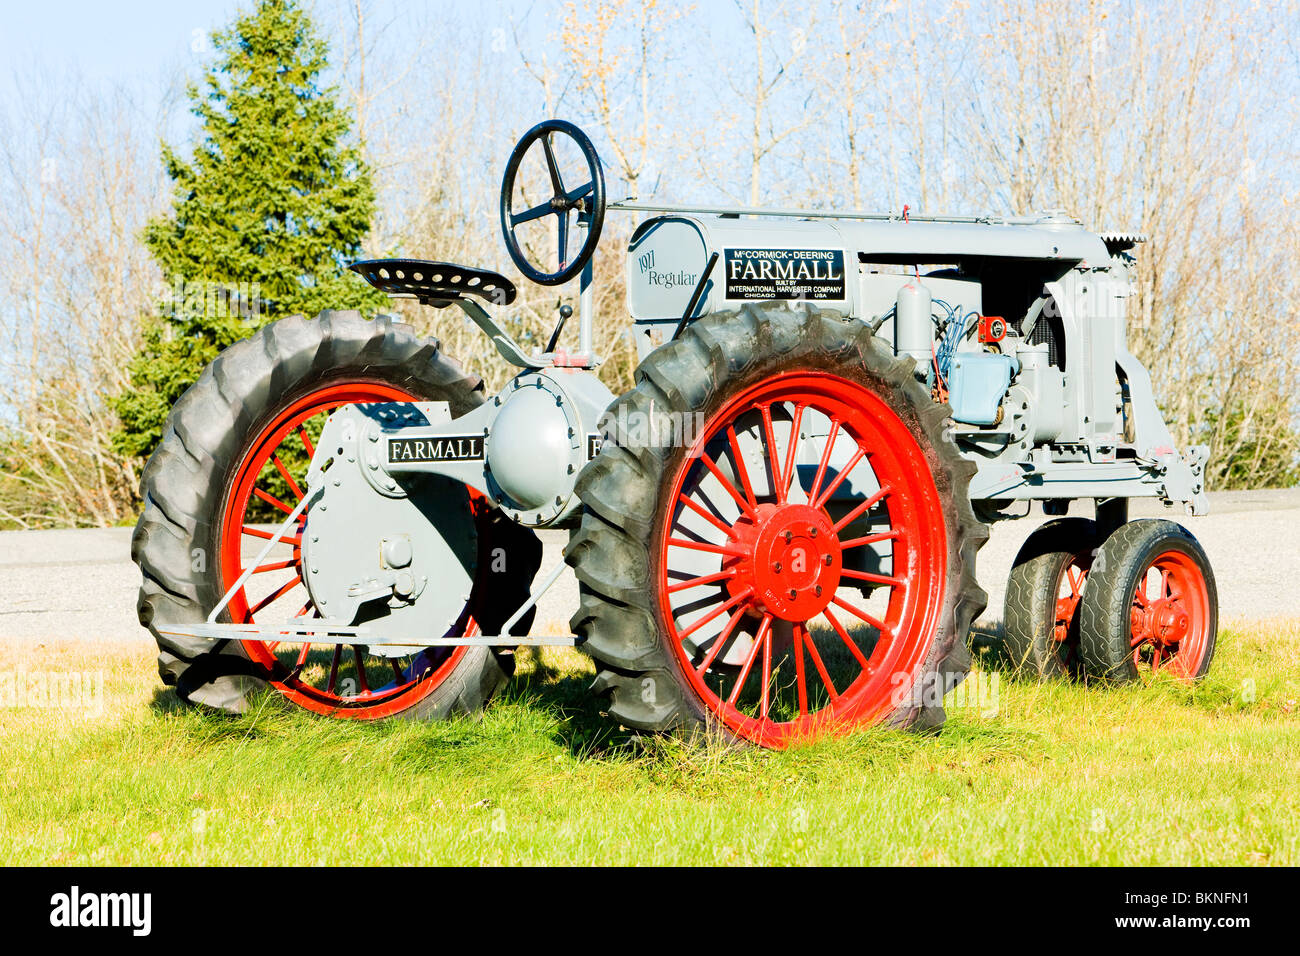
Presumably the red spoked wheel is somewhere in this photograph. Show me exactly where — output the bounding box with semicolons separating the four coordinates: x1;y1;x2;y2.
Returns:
656;373;948;747
218;381;474;719
133;311;532;717
1126;551;1213;679
1080;518;1217;683
571;305;984;749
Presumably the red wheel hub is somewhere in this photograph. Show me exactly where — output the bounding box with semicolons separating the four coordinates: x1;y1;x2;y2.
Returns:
1136;598;1192;647
728;503;841;621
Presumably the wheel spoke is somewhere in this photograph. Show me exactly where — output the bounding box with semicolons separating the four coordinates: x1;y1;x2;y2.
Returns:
830;484;891;534
252;486;295;516
696;606;748;676
510;199;553;226
667;536;748;558
326;644;343;693
831;594;891;634
725;425;760;510
298;427;315;458
566;180;594;202
780;403;806;501
801;626;839;702
248;575;302;617
242;524;301;545
839;567;904;588
1066;565;1084;596
814;444;867;509
557;209;569;268
391;659;406;684
540;132;566;194
667;567;737;595
758;404;787;504
822;605;871;671
272;454;305;501
294;642;312;668
698;452;758;520
839;529;899;550
676;588;755;642
793;623;809;716
726;613;771;708
353;647;370;695
246;558;297;575
677;492;738;539
807;418;841;504
1134;576;1150;607
759;616;774;719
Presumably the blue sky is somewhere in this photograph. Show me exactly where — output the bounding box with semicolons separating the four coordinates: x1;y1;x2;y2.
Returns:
0;1;240;86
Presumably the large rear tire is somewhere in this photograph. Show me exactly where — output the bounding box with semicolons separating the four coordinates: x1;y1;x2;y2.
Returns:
566;304;987;748
132;310;541;718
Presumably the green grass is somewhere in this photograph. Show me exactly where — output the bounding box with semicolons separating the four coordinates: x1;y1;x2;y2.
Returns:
1;619;1297;865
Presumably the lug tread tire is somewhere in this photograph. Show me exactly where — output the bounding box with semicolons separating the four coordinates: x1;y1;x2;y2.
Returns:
1002;517;1097;679
566;304;988;742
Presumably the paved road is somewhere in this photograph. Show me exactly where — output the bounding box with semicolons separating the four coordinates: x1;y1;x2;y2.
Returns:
1;489;1296;643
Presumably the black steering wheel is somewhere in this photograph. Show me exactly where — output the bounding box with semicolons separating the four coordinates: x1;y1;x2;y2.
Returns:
500;119;605;286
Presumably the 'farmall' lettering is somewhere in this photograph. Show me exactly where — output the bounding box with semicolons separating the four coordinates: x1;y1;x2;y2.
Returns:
723;248;846;300
388;435;485;463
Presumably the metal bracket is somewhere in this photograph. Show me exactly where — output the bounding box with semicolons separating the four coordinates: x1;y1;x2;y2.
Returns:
455;298;547;369
173;504;583;649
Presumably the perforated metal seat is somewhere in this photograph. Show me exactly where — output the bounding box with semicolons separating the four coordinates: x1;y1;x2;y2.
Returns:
349;258;517;307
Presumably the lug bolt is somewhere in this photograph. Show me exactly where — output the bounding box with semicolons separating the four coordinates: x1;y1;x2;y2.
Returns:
809;527;818;537
773;561;782;573
823;554;833;566
815;585;822;596
783;530;793;543
788;588;797;599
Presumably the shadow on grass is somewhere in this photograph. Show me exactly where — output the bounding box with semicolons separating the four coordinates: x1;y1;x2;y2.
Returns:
499;647;639;758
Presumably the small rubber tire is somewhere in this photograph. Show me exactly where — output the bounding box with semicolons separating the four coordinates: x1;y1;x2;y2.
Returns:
566;303;988;747
1002;518;1097;678
1078;519;1217;683
132;310;540;717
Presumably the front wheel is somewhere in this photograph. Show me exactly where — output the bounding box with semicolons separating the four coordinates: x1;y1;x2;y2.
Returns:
1002;518;1097;678
1078;519;1217;682
567;304;987;748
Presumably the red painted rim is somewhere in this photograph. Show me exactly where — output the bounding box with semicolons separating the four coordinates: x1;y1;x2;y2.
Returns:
1127;549;1211;680
1052;553;1091;668
655;372;948;747
218;381;473;719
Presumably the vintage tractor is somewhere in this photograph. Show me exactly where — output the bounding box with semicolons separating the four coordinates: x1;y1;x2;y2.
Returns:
132;119;1217;748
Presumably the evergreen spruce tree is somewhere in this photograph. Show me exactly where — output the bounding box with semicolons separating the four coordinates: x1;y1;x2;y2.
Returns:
114;0;384;460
